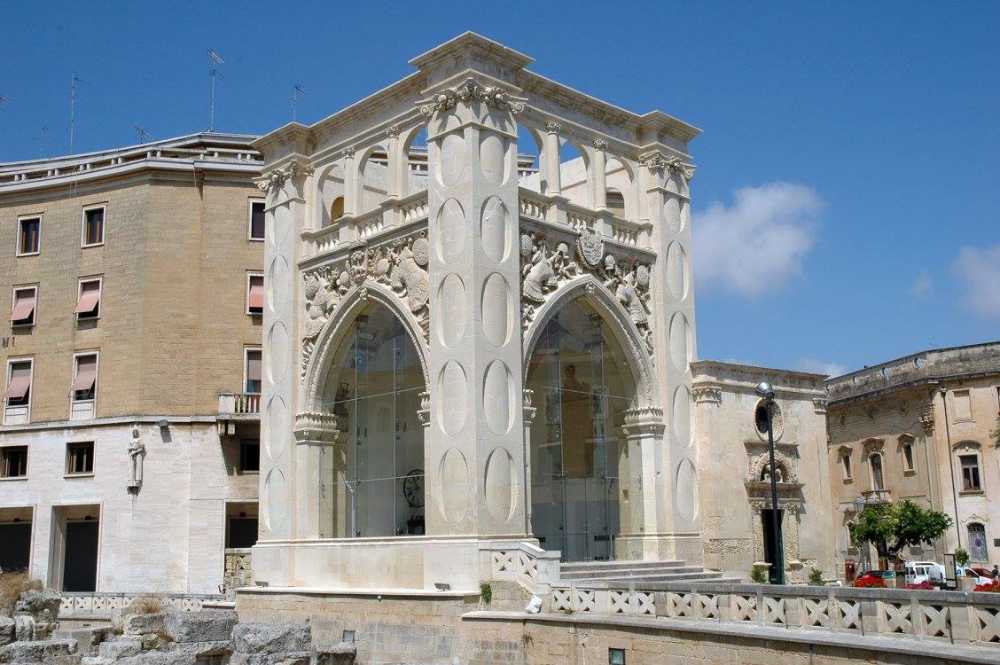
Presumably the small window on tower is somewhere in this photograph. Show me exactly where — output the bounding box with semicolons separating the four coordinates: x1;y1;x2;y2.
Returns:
66;442;94;476
82;206;105;247
249;201;265;241
247;274;263;316
17;217;40;256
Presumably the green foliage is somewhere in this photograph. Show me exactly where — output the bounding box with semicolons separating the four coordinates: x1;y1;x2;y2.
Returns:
849;499;952;562
479;582;492;606
750;564;768;584
954;547;970;567
808;567;824;585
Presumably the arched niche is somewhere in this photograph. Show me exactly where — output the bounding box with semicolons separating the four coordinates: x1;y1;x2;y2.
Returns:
523;293;641;561
401;125;429;197
558;137;591;208
308;289;428;539
516;124;544;192
315;161;345;229
357;144;390;214
605;156;637;220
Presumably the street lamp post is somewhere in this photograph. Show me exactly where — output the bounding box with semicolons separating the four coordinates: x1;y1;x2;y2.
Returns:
756;381;785;585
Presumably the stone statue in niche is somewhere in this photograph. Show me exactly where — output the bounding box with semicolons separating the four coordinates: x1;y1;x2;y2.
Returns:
127;426;145;493
300;232;430;377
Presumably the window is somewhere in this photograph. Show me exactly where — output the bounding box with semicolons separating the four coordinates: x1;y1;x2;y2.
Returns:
968;523;988;562
244;348;261;394
900;437;915;473
239;439;260;473
952;389;973;422
81;205;105;247
16;217;40;256
841;453;853;481
0;447;27;479
608;648;626;665
75;278;101;320
249;200;265;241
72;354;98;402
869;453;884;491
960;454;981;491
10;287;37;327
329;197;345;224
606;190;625;212
5;360;32;408
66;442;94;476
247;273;263;316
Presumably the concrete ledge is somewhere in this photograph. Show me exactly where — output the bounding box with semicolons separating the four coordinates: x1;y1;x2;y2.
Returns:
463;610;1000;664
238;586;479;599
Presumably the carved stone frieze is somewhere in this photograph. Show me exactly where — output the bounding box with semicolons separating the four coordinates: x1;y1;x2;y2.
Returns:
692;386;723;405
419;78;525;117
519;230;655;355
640;151;695;182
301;231;430;377
293;411;341;443
622;406;666;436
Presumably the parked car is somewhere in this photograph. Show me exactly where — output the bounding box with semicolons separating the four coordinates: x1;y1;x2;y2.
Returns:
854;570;895;587
957;566;992;586
904;560;945;586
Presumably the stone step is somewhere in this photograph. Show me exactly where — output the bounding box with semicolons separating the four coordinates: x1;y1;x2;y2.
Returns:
559;560;685;574
559;566;704;580
561;571;732;586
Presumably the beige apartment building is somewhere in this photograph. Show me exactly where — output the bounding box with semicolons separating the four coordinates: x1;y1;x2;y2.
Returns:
827;342;1000;573
0;133;264;594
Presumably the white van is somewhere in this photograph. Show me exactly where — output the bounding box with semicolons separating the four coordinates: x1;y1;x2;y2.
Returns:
904;560;945;585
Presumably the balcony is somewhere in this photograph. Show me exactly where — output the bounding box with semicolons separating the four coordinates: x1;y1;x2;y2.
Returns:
860;489;892;505
218;392;260;435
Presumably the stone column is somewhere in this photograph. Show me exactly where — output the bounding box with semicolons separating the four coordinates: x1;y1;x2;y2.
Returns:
421;79;528;538
522;388;536;535
292;412;342;538
640;151;700;563
341;147;358;218
255;158;310;586
542;121;562;196
619;407;667;560
591;138;608;211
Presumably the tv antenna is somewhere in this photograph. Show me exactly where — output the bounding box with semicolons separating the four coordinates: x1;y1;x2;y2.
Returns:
291;84;306;122
134;125;150;144
69;74;86;153
207;49;225;131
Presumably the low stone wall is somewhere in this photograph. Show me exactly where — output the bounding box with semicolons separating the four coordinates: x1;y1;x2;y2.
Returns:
236;584;1000;665
56;592;224;619
545;581;1000;647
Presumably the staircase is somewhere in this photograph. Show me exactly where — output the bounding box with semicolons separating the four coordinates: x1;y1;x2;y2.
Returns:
558;559;739;586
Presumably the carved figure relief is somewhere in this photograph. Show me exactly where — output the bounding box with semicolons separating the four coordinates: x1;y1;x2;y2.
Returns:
301;232;429;376
520;231;654;355
127;425;145;493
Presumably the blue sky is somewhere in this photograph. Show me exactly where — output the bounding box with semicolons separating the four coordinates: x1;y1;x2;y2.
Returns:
2;1;997;376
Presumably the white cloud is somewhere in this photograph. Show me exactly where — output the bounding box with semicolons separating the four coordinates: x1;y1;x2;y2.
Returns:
910;271;933;298
954;245;1000;319
693;182;823;297
795;358;848;377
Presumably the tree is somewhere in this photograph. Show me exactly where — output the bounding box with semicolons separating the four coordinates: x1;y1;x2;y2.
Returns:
849;499;952;564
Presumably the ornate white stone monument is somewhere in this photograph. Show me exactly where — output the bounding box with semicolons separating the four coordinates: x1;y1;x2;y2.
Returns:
251;33;700;591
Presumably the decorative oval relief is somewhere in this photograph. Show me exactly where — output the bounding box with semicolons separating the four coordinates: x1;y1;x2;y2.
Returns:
479;133;507;186
266;254;289;313
483;360;512;435
672;384;691;445
481;273;510;347
484;447;516;522
440;133;465;187
437;198;466;263
665;242;689;301
754;399;785;442
480;197;510;263
663;197;681;234
669;312;691;371
264;394;289;458
438;361;468;436
267;322;288;384
438;448;470;524
674;458;698;522
437;273;467;349
261;467;288;534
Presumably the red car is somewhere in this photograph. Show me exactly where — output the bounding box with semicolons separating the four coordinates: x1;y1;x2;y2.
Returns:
853;570;895;588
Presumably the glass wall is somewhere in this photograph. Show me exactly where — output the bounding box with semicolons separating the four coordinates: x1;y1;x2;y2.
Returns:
321;304;425;537
525;297;635;561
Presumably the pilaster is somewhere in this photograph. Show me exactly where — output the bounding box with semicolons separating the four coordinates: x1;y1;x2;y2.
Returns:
421;78;529;538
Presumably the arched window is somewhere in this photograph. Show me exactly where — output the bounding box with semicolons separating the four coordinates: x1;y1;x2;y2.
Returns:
869;453;884;491
320;303;424;537
968;523;988;562
899;436;915;473
525;296;635;561
605;189;625;212
329;197;344;224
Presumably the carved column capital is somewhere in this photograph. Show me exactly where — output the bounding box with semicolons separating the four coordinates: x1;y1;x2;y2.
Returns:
592;137;608;151
522;388;537;425
622;406;666;437
386;125;401;140
812;397;828;414
692;385;723;405
416;391;430;428
544;121;562;134
293;411;341;444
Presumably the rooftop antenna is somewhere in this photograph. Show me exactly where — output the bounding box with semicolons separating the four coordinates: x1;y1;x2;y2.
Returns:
207;49;225;132
134;125;150;144
69;74;86;153
291;84;306;122
34;125;48;158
